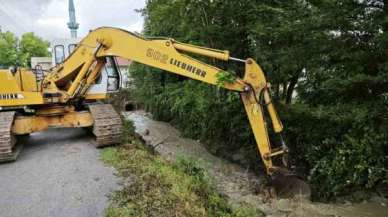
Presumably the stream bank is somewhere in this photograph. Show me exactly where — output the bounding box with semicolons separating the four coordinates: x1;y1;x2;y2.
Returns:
124;110;388;217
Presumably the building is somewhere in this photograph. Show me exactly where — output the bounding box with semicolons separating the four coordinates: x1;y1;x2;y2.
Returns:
30;57;52;71
67;0;79;38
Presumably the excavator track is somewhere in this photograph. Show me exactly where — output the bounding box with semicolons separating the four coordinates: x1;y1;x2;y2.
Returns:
89;104;122;147
0;111;22;162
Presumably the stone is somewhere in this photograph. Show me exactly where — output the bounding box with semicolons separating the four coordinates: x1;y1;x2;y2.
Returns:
277;199;293;212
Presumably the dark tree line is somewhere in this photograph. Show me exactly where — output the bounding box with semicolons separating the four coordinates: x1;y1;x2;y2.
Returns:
130;0;388;200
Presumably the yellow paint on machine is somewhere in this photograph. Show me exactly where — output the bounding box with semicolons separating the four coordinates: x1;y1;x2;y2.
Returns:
1;27;290;178
0;92;44;106
0;70;44;106
84;93;107;100
12;111;94;135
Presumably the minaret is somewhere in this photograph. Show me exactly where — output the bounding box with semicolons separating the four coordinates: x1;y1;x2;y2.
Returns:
67;0;79;38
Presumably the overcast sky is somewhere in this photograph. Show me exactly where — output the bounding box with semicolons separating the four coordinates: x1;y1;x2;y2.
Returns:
0;0;146;39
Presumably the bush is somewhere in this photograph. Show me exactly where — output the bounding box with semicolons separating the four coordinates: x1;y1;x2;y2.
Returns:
130;63;388;200
280;104;388;200
129;0;388;201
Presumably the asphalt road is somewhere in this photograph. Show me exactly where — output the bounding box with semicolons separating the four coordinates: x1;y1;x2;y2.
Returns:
0;128;119;217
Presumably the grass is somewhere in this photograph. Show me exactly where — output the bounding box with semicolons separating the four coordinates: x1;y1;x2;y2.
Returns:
101;120;263;217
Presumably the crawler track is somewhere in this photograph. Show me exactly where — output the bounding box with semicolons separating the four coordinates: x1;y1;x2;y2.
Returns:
89;104;122;147
0;111;21;162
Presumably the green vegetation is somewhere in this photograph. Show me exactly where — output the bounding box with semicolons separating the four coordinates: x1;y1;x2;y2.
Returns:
102;120;262;217
18;32;51;67
0;31;50;68
131;0;388;200
0;31;18;68
216;70;237;87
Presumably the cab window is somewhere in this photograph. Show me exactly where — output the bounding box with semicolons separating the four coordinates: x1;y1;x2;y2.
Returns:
105;57;121;92
54;45;65;64
68;44;77;54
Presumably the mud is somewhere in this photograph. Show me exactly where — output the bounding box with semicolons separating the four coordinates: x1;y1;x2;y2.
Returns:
124;110;388;217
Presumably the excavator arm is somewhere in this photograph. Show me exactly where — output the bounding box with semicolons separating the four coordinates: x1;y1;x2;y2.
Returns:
42;27;287;176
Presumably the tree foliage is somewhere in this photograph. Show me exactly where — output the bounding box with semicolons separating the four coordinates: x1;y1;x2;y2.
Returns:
0;31;18;68
131;0;388;200
0;31;50;68
19;32;50;67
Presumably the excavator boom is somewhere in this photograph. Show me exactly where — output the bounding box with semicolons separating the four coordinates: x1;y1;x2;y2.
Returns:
42;27;285;175
1;27;309;197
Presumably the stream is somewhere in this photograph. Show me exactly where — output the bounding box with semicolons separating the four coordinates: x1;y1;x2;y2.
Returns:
124;110;388;217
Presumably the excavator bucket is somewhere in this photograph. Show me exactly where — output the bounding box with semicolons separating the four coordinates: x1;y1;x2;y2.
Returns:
270;168;311;199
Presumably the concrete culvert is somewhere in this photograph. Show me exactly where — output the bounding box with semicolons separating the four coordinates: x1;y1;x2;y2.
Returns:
125;103;135;111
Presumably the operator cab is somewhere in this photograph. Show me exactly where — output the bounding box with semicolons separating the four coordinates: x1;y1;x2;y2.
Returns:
50;38;122;95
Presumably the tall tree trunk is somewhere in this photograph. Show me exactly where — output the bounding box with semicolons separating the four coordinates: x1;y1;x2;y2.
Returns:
274;83;280;99
285;75;298;105
282;82;288;100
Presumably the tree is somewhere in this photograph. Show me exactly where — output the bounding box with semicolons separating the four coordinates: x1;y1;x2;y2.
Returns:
18;32;50;67
0;31;49;68
287;0;388;199
132;0;388;200
0;31;18;68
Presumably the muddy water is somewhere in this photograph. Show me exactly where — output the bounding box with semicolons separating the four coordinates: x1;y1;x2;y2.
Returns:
124;111;388;217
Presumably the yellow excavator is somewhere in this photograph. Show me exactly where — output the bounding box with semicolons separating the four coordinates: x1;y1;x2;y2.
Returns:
0;27;308;196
